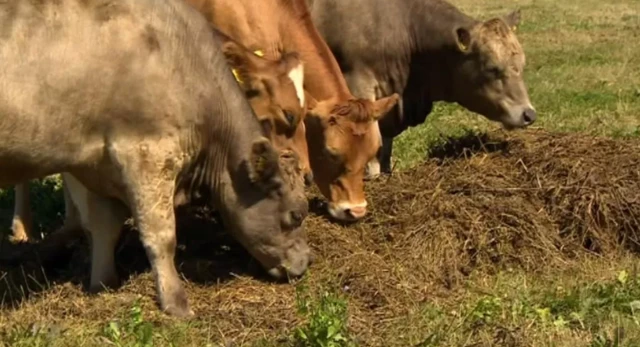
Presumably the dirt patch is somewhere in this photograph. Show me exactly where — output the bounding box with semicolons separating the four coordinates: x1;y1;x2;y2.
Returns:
0;129;639;345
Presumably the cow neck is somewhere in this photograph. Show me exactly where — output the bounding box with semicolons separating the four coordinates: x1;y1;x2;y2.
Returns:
179;70;264;210
279;0;353;102
408;0;478;102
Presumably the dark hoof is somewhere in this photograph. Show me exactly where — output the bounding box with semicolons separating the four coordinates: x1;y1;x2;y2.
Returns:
88;276;120;293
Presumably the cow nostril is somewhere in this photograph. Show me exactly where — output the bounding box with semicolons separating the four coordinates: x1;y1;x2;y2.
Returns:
345;206;367;220
304;173;314;187
291;211;304;226
523;109;537;124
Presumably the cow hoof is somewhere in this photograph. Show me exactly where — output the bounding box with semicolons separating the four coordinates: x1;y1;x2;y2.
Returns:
164;304;195;318
88;276;120;293
161;287;193;318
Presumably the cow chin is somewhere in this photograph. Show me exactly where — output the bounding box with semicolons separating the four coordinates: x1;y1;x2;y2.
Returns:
496;105;537;130
265;253;310;279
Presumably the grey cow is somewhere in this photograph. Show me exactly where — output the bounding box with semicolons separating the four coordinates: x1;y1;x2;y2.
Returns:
0;0;310;317
307;0;536;175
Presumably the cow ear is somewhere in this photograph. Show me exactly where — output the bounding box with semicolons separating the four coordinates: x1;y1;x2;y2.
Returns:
503;9;522;31
221;40;266;87
371;93;400;121
248;138;283;193
454;27;473;53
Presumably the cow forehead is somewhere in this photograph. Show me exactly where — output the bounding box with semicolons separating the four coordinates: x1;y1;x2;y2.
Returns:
475;20;525;68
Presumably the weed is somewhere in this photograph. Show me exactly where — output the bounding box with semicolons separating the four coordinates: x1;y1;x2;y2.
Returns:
293;279;355;347
101;299;155;347
0;324;58;347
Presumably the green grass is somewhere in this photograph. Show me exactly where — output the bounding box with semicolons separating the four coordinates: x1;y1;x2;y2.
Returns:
392;0;640;169
1;0;640;345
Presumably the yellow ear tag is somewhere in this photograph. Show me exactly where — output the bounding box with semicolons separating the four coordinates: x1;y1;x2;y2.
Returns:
253;50;264;57
457;41;468;52
511;26;517;32
231;68;243;84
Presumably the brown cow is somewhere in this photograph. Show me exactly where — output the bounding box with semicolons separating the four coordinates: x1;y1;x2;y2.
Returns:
1;0;310;317
9;29;312;244
307;0;536;176
185;0;400;222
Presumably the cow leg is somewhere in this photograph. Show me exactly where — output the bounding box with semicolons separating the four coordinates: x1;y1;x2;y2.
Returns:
127;178;189;317
108;144;191;318
10;183;34;243
366;135;395;178
58;179;82;235
62;173;127;291
379;136;394;174
364;146;382;180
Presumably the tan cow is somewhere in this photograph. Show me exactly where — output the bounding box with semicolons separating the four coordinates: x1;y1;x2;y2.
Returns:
1;0;310;317
9;29;312;244
185;0;400;222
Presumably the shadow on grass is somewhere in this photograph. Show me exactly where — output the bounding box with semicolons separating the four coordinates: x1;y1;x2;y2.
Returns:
0;201;284;310
427;130;511;163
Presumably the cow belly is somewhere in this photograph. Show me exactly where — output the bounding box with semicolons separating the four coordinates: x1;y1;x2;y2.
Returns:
69;168;129;204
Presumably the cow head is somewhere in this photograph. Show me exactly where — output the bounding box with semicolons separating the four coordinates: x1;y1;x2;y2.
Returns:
221;38;313;188
305;93;400;222
449;10;536;129
223;137;311;279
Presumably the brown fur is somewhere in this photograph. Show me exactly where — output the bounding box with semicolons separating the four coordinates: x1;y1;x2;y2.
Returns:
183;0;400;221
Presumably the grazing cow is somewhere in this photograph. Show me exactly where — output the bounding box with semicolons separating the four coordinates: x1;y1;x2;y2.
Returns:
8;29;311;244
306;0;537;175
184;0;400;222
0;0;311;317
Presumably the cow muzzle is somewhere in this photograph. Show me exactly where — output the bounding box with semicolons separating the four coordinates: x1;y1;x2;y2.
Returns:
266;245;311;279
327;201;368;222
502;103;537;129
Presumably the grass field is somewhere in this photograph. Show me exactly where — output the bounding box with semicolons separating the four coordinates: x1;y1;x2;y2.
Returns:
1;0;639;346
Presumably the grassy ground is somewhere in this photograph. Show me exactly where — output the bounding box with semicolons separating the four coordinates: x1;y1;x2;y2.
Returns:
1;0;639;346
393;0;640;169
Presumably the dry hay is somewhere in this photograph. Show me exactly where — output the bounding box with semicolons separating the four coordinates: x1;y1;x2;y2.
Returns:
0;128;638;345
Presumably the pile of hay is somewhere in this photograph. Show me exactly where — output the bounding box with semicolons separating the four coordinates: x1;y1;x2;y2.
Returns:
0;129;638;345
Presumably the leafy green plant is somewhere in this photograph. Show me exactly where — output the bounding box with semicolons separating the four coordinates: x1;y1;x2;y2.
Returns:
0;324;57;347
294;281;356;347
102;299;154;347
467;296;503;327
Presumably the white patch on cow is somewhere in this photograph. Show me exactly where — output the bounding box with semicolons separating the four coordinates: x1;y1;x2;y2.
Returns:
288;63;305;107
327;200;368;221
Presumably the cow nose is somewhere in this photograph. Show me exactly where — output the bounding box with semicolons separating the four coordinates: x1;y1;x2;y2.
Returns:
345;206;367;220
290;211;304;227
523;108;537;125
304;172;314;187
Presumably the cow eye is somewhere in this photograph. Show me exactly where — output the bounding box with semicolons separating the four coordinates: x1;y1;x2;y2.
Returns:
284;110;296;126
487;66;503;78
323;147;341;161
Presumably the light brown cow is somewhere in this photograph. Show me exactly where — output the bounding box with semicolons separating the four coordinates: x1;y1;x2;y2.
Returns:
9;29;312;244
185;0;400;222
1;0;310;317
